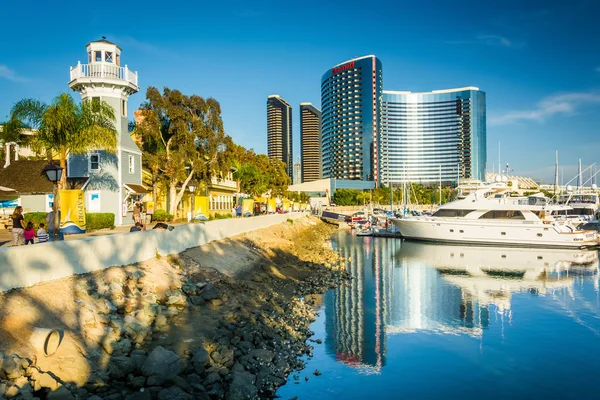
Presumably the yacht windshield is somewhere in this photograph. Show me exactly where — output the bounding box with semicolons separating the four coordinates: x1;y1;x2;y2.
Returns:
432;209;475;217
479;210;525;220
551;208;595;216
557;195;598;204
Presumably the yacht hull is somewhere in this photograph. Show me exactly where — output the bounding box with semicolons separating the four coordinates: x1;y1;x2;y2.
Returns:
392;218;598;249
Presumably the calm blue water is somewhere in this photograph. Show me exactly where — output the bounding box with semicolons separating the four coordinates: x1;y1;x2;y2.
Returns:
277;232;600;399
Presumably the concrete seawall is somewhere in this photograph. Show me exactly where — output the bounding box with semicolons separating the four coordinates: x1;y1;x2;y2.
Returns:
0;213;304;292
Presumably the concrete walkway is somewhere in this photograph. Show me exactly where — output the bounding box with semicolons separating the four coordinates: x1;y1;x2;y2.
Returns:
0;219;206;247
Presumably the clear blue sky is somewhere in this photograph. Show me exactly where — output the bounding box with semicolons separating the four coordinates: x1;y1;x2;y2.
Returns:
1;0;599;183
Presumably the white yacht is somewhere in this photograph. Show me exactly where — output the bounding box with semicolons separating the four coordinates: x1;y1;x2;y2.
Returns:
554;192;600;223
391;189;598;249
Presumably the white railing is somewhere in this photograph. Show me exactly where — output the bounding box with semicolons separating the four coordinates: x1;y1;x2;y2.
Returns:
69;62;138;87
211;176;237;189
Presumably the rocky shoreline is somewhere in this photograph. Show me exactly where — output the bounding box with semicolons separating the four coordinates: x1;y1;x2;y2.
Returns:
0;217;347;399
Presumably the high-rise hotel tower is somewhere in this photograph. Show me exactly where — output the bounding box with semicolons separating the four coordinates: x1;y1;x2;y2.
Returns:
321;55;486;185
266;95;293;179
321;56;383;182
299;103;322;183
381;88;486;183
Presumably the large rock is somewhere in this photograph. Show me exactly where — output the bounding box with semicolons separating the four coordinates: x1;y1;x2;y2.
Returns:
108;356;136;379
250;349;274;362
125;391;152;400
2;356;21;380
226;371;257;400
200;283;219;301
157;386;193;400
191;347;209;374
37;372;59;390
46;386;75;400
141;346;185;385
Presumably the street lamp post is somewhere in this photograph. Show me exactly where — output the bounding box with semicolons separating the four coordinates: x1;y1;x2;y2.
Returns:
188;181;197;222
43;164;64;241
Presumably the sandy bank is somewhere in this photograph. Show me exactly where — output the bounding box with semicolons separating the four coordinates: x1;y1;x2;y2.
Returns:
0;216;347;399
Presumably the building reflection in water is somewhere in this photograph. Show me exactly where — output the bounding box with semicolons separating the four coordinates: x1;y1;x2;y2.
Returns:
325;232;599;373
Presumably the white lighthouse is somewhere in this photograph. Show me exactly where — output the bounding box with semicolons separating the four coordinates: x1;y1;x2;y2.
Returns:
68;37;145;226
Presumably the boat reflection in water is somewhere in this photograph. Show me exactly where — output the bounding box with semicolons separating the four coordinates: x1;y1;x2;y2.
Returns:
325;232;599;374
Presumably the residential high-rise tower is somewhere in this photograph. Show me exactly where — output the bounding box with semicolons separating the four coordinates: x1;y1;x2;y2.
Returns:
299;102;322;183
267;94;293;179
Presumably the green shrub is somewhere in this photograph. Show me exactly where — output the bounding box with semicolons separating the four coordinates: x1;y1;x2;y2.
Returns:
86;213;115;230
23;212;47;228
152;209;174;222
213;212;232;220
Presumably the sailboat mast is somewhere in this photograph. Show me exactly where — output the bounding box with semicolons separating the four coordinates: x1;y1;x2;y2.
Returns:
579;158;583;189
554;150;559;196
439;165;442;207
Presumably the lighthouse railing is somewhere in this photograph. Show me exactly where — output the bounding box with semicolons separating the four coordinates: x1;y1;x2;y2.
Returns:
69;62;138;87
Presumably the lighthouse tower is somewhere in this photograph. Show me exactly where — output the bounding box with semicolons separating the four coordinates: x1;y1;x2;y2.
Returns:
68;38;144;226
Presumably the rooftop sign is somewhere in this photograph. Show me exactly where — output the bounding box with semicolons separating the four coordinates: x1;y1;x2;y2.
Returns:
333;61;355;75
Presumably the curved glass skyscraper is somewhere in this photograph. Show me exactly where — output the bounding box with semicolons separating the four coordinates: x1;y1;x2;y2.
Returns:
381;87;486;184
321;56;383;182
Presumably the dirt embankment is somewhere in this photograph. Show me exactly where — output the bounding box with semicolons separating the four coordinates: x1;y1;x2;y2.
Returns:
0;217;347;400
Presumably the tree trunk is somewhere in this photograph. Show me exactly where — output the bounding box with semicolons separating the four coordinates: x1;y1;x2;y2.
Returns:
59;147;67;190
152;169;158;204
168;182;178;216
170;170;194;217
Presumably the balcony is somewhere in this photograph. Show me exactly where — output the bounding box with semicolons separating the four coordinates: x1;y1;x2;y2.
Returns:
69;62;138;89
211;176;237;190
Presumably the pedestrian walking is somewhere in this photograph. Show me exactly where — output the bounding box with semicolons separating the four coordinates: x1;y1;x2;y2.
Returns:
37;223;49;243
231;206;237;218
23;222;36;245
11;206;25;246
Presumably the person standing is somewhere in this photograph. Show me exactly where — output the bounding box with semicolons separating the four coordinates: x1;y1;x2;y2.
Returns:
133;202;141;224
23;222;36;245
11;206;25;246
46;208;63;242
37;223;49;243
231;205;237;218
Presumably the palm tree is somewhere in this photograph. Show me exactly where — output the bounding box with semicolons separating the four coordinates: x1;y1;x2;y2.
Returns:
0;117;32;164
10;93;117;189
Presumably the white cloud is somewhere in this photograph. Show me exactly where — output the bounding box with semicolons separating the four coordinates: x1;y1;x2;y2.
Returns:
0;65;28;83
476;35;513;47
107;36;180;59
490;92;600;125
444;34;524;48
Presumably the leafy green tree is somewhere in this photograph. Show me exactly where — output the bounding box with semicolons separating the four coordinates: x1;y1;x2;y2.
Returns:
332;189;360;206
356;192;370;205
136;87;232;215
10;93;117;189
230;145;290;198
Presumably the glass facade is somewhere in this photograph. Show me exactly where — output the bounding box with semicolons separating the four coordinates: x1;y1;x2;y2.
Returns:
267;95;293;179
321;56;383;182
381;88;486;184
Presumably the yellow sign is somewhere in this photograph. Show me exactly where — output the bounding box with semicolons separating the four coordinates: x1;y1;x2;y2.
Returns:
242;199;254;216
195;196;210;215
59;190;86;234
283;200;291;212
267;199;277;213
146;201;155;215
